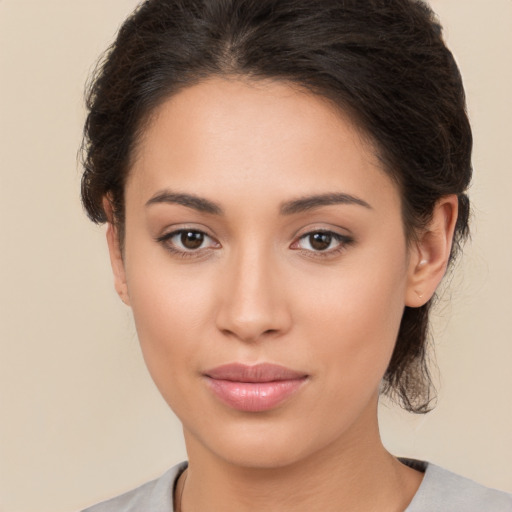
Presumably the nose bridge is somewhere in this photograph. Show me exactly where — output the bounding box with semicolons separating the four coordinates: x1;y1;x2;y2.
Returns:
216;241;290;342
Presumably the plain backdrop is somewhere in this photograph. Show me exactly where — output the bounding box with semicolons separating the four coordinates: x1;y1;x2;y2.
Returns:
1;1;511;511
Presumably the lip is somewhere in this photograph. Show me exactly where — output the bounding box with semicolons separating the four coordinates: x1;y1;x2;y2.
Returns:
203;363;309;412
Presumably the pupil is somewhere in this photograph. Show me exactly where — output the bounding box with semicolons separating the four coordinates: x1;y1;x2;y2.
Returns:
310;233;332;251
181;231;204;249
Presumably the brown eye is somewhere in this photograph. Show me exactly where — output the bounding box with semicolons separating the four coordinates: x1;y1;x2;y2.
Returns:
180;231;205;249
291;230;352;255
157;229;219;254
309;232;333;251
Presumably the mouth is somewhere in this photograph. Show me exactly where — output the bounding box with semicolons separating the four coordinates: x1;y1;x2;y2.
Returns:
203;363;309;412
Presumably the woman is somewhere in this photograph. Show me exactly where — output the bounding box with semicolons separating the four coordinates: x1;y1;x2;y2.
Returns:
80;0;512;510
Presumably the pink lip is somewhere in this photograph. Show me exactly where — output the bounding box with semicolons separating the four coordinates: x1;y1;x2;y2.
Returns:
203;363;308;412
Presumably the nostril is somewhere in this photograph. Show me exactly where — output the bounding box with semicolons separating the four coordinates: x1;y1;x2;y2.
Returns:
218;325;282;343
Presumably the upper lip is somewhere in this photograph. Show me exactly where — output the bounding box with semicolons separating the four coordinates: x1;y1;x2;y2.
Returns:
204;363;308;383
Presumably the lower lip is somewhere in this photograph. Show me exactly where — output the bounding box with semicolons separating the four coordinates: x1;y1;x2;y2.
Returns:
205;378;307;412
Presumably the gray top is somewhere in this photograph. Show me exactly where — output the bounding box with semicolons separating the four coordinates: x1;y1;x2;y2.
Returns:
82;459;512;511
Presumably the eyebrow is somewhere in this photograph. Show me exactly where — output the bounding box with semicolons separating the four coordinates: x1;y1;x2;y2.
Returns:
146;190;223;215
280;193;372;215
145;190;371;216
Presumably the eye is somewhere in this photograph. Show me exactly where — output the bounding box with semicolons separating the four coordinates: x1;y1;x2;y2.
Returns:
300;232;337;251
291;230;353;255
175;230;208;250
157;229;219;254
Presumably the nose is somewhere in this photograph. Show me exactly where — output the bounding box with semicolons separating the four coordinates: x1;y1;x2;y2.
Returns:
215;247;292;343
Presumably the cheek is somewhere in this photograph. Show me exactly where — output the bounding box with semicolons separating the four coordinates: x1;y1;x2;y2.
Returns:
297;253;407;396
124;251;216;397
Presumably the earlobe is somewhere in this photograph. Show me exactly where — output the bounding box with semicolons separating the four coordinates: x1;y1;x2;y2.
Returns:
405;195;459;308
103;198;131;307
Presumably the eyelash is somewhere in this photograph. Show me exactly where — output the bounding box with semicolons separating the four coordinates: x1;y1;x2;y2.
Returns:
155;229;354;259
291;230;354;259
155;229;220;259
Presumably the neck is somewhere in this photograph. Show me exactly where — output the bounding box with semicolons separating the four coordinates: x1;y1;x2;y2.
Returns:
180;403;423;512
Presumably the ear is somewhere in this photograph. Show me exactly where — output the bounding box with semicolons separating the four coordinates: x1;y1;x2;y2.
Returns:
103;197;131;306
405;195;459;308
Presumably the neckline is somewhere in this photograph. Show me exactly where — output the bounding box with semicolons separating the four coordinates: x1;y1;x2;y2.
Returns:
169;460;430;512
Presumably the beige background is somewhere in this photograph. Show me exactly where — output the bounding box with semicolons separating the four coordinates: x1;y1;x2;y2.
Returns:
0;1;511;511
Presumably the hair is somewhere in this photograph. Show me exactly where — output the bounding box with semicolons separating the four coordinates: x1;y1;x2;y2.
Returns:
81;0;472;413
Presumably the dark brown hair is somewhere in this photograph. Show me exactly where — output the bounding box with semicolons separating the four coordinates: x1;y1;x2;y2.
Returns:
81;0;472;413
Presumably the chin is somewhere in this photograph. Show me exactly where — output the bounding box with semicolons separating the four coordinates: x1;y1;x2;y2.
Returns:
211;437;313;470
183;410;350;471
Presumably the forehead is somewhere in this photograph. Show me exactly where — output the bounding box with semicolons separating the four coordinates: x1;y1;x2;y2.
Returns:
127;76;399;213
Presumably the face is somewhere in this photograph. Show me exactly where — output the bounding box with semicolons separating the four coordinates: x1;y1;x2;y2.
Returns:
110;77;427;469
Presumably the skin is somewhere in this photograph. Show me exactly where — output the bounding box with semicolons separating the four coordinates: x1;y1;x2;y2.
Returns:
106;77;458;511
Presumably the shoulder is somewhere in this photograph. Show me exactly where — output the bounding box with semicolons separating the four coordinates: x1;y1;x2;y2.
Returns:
404;460;512;512
81;462;187;512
